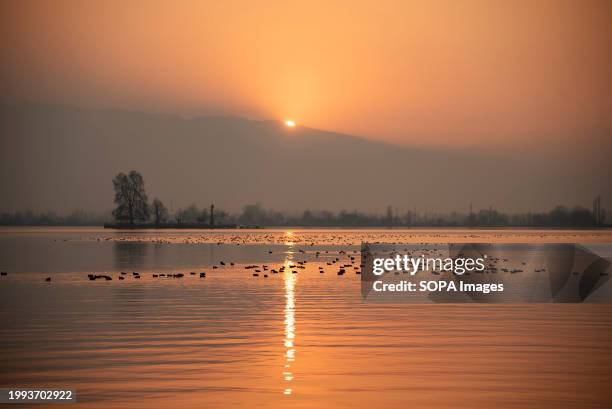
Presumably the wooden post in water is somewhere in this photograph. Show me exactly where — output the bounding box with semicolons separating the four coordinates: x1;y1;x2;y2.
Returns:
210;204;214;227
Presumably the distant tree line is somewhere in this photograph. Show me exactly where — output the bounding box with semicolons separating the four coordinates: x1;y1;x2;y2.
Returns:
217;203;606;228
0;209;109;226
1;203;606;228
0;171;607;227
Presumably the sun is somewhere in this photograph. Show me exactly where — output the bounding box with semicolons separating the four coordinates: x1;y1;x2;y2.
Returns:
284;120;296;128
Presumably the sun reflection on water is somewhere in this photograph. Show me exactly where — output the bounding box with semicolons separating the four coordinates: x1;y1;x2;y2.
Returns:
283;230;295;246
283;255;296;395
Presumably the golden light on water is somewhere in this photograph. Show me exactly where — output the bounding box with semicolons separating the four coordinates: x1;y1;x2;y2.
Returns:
284;231;295;246
282;256;297;395
284;120;296;128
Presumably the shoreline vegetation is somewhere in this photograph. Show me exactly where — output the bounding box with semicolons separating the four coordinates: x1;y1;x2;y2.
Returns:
2;204;609;229
1;170;608;229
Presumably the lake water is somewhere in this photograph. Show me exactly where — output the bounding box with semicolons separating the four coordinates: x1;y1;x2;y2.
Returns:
0;228;611;408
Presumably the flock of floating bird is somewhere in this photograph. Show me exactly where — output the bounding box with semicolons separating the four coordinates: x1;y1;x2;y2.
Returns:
0;249;365;282
2;240;609;282
87;270;208;281
80;230;610;247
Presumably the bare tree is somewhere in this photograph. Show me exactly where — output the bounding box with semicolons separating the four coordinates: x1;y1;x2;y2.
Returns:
112;171;149;224
151;198;169;225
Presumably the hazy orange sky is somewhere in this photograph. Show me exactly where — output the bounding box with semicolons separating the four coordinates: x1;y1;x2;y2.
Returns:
1;0;611;150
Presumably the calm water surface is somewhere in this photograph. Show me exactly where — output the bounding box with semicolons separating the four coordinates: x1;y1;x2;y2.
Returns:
0;228;611;408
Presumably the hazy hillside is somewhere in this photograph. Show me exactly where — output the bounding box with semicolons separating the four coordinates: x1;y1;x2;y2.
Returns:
0;104;609;214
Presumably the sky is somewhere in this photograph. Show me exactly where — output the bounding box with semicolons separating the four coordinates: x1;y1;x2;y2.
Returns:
1;0;611;151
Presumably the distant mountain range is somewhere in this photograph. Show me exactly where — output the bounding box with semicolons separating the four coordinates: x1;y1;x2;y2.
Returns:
0;103;609;214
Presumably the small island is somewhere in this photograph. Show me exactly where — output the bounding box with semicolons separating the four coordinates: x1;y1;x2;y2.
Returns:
103;170;244;229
